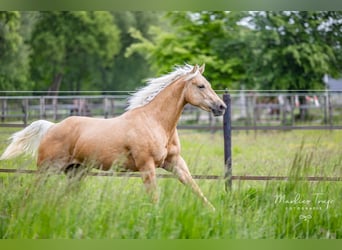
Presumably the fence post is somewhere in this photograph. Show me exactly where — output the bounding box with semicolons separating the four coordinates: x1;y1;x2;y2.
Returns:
1;98;7;123
40;96;45;119
104;97;109;118
223;92;232;191
327;92;333;129
53;97;58;121
22;99;28;126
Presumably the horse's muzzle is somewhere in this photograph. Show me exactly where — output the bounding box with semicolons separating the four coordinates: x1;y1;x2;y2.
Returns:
211;102;227;116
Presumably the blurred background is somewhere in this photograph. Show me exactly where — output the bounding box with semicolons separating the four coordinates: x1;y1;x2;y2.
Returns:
0;11;342;128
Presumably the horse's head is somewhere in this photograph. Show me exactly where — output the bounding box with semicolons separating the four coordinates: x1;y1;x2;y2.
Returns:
184;64;226;116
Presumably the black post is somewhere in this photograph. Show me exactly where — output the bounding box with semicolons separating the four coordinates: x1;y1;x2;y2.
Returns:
223;92;232;191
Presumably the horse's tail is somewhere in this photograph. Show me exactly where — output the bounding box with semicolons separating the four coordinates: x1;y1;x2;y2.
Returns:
0;120;55;160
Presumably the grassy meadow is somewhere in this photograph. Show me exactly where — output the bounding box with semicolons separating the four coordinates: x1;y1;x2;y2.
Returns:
0;128;341;239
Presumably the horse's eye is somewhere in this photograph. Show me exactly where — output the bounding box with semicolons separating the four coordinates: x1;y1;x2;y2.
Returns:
198;85;205;89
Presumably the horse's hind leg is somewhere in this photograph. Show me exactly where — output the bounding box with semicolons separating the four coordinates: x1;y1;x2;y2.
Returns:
64;163;88;181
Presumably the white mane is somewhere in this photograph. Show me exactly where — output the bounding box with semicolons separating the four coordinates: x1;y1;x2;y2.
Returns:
126;64;200;110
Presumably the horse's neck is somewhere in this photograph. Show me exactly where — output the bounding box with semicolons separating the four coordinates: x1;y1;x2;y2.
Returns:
144;79;186;135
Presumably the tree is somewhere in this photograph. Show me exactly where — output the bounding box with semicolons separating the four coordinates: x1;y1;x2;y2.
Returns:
242;11;342;119
30;11;121;93
107;11;165;91
126;11;249;90
0;11;31;91
247;11;342;90
126;11;342;93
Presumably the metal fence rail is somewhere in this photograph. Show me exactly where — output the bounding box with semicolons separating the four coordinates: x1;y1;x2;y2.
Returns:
1;91;342;130
0;93;341;184
0;168;341;182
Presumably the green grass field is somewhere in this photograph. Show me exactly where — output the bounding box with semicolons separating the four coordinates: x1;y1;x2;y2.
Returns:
0;128;341;239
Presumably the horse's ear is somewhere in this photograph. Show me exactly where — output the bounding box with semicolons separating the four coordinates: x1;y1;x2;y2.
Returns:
191;64;199;74
199;64;205;74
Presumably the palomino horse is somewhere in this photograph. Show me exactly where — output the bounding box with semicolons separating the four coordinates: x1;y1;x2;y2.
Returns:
1;64;226;211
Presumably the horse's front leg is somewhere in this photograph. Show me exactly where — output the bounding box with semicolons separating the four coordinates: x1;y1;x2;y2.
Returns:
163;155;216;212
139;159;158;203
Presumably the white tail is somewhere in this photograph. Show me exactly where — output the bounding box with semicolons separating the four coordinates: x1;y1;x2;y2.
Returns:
0;120;54;160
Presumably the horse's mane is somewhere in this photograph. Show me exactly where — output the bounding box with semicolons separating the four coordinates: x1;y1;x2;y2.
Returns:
126;64;200;110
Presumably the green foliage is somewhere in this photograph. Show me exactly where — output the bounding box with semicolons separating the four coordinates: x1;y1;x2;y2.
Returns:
1;11;342;92
127;11;342;91
0;11;31;90
126;11;248;89
248;11;342;90
14;11;163;93
109;11;164;91
30;11;121;92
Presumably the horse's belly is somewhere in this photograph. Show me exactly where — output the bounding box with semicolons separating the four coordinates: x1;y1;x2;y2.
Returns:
90;151;138;172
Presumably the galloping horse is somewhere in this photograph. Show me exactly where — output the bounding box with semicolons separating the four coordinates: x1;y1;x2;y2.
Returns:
1;64;226;211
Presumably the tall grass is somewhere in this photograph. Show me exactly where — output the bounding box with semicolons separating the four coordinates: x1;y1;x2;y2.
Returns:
0;129;341;238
